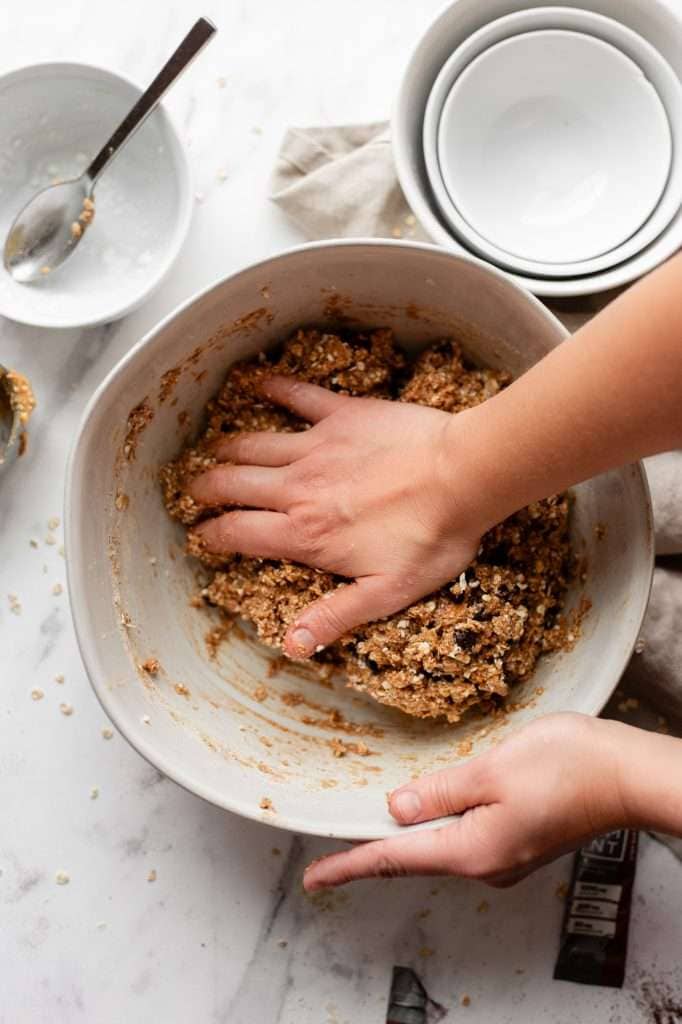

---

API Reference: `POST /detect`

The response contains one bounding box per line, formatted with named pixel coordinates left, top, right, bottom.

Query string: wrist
left=438, top=404, right=526, bottom=534
left=608, top=721, right=682, bottom=834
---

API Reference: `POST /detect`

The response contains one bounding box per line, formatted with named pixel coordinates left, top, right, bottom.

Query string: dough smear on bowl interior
left=160, top=327, right=578, bottom=723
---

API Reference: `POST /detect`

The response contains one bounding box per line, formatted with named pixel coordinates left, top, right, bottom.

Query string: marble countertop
left=2, top=1, right=682, bottom=1021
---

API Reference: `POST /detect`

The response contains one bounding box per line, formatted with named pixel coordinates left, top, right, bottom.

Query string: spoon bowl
left=4, top=176, right=92, bottom=282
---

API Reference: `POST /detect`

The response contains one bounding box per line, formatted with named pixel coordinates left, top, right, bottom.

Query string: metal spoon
left=3, top=17, right=216, bottom=284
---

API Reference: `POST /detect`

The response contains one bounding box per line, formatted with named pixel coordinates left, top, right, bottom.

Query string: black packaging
left=554, top=829, right=638, bottom=988
left=386, top=966, right=446, bottom=1023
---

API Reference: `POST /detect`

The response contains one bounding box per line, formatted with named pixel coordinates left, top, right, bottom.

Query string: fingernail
left=289, top=627, right=316, bottom=658
left=392, top=789, right=421, bottom=823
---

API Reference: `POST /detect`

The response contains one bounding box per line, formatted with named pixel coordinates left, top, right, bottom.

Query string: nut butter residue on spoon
left=0, top=365, right=36, bottom=463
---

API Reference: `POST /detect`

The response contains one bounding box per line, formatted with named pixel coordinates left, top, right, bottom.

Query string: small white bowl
left=66, top=240, right=653, bottom=840
left=394, top=0, right=682, bottom=296
left=0, top=62, right=192, bottom=329
left=438, top=29, right=671, bottom=265
left=423, top=8, right=682, bottom=279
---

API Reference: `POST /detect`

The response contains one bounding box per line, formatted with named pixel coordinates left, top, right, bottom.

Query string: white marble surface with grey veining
left=1, top=1, right=682, bottom=1021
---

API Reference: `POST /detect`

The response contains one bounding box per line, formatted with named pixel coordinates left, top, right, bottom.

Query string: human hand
left=189, top=378, right=488, bottom=658
left=303, top=713, right=629, bottom=891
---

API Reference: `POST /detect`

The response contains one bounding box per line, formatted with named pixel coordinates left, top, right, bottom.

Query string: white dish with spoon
left=421, top=7, right=682, bottom=279
left=0, top=62, right=192, bottom=329
left=437, top=29, right=671, bottom=265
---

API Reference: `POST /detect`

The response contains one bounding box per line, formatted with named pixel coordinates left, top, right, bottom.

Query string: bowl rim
left=393, top=0, right=682, bottom=297
left=64, top=238, right=655, bottom=837
left=0, top=59, right=193, bottom=330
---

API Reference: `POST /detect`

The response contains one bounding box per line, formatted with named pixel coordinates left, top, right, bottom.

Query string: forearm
left=453, top=252, right=682, bottom=529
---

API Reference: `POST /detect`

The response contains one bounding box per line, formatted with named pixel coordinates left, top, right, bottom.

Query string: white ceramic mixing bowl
left=66, top=241, right=653, bottom=839
left=395, top=0, right=682, bottom=297
left=422, top=6, right=682, bottom=279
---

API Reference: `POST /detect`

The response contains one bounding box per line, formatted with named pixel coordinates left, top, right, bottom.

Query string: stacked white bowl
left=393, top=2, right=682, bottom=297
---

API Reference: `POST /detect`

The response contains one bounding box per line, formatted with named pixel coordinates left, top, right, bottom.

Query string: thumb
left=389, top=754, right=494, bottom=825
left=283, top=575, right=411, bottom=658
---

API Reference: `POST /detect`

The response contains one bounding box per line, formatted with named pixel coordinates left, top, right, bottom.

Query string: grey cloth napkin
left=270, top=125, right=682, bottom=843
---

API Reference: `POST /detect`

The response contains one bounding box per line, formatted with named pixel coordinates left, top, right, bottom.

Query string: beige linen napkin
left=271, top=122, right=429, bottom=242
left=270, top=123, right=682, bottom=763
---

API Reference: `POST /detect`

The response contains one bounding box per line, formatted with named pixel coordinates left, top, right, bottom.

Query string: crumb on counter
left=259, top=796, right=275, bottom=811
left=55, top=870, right=70, bottom=886
left=140, top=658, right=160, bottom=676
left=101, top=727, right=114, bottom=740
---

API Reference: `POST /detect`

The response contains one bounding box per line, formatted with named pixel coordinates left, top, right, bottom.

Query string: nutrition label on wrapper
left=554, top=830, right=638, bottom=987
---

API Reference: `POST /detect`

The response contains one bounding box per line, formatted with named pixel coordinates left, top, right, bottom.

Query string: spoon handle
left=86, top=16, right=216, bottom=184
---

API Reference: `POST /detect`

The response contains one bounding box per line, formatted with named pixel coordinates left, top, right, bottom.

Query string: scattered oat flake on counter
left=174, top=683, right=190, bottom=697
left=90, top=787, right=99, bottom=800
left=29, top=538, right=39, bottom=548
left=31, top=688, right=44, bottom=701
left=140, top=658, right=160, bottom=676
left=55, top=673, right=64, bottom=684
left=55, top=870, right=70, bottom=885
left=115, top=491, right=129, bottom=511
left=476, top=900, right=489, bottom=914
left=59, top=703, right=74, bottom=716
left=142, top=715, right=151, bottom=725
left=147, top=869, right=157, bottom=883
left=8, top=594, right=21, bottom=614
left=47, top=516, right=60, bottom=530
left=259, top=797, right=275, bottom=811
left=52, top=583, right=63, bottom=596
left=45, top=533, right=56, bottom=545
left=253, top=685, right=268, bottom=702
left=461, top=995, right=471, bottom=1007
left=419, top=946, right=434, bottom=958
left=101, top=727, right=114, bottom=740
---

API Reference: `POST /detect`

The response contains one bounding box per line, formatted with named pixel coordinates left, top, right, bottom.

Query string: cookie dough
left=161, top=328, right=575, bottom=723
